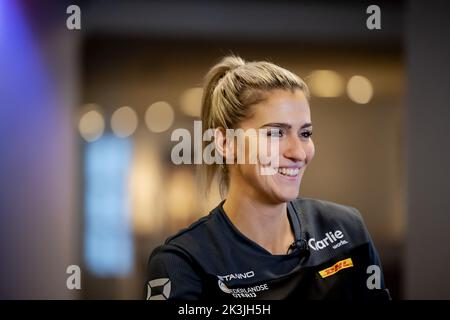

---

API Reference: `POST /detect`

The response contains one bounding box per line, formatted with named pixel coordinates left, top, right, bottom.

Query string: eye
left=300, top=130, right=313, bottom=139
left=267, top=128, right=285, bottom=138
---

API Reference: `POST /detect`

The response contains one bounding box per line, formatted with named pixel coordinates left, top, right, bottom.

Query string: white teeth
left=277, top=167, right=300, bottom=177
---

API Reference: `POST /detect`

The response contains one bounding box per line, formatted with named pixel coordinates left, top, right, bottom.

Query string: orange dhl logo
left=319, top=258, right=354, bottom=278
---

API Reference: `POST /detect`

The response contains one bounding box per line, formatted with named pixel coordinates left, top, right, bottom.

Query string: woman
left=146, top=56, right=390, bottom=300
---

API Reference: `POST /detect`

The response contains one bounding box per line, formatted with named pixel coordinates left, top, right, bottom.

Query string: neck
left=223, top=182, right=294, bottom=255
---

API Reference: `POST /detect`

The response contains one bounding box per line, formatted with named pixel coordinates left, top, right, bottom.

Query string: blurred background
left=1, top=0, right=449, bottom=299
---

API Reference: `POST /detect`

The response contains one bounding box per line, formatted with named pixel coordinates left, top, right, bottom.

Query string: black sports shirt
left=146, top=198, right=390, bottom=300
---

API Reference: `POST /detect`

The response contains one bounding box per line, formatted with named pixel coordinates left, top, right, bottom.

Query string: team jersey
left=146, top=198, right=391, bottom=300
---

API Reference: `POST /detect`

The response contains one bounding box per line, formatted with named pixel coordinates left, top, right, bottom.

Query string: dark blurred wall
left=404, top=0, right=450, bottom=299
left=0, top=1, right=79, bottom=298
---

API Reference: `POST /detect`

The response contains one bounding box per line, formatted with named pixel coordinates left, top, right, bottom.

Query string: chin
left=280, top=191, right=299, bottom=202
left=269, top=187, right=300, bottom=203
left=258, top=178, right=301, bottom=204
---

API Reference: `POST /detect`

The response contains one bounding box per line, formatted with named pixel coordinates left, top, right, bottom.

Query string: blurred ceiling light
left=145, top=101, right=174, bottom=133
left=166, top=169, right=196, bottom=222
left=79, top=109, right=105, bottom=142
left=308, top=70, right=344, bottom=98
left=111, top=106, right=138, bottom=138
left=129, top=137, right=164, bottom=235
left=347, top=75, right=374, bottom=104
left=180, top=87, right=203, bottom=117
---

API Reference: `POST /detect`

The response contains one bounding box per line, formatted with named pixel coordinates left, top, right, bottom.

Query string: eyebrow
left=260, top=122, right=313, bottom=129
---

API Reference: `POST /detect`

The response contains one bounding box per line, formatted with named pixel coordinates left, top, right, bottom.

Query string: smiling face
left=228, top=88, right=315, bottom=204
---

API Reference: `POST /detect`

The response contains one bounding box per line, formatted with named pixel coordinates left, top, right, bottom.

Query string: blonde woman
left=146, top=56, right=390, bottom=300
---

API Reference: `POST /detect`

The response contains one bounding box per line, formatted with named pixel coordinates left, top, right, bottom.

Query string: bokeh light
left=79, top=109, right=105, bottom=142
left=308, top=70, right=344, bottom=98
left=111, top=106, right=138, bottom=138
left=145, top=101, right=175, bottom=133
left=347, top=75, right=374, bottom=104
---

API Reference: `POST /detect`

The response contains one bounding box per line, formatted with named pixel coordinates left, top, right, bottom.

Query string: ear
left=214, top=127, right=235, bottom=163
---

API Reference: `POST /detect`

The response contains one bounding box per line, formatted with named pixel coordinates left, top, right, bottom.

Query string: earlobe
left=214, top=127, right=235, bottom=163
left=214, top=128, right=228, bottom=161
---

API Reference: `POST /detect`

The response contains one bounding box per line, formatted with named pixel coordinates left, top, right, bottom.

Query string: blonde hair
left=200, top=55, right=309, bottom=196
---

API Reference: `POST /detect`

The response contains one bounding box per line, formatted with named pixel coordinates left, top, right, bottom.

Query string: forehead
left=245, top=89, right=311, bottom=124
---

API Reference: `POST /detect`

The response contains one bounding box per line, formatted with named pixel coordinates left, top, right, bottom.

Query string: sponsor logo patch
left=217, top=271, right=255, bottom=281
left=146, top=278, right=171, bottom=300
left=308, top=230, right=349, bottom=251
left=319, top=258, right=354, bottom=278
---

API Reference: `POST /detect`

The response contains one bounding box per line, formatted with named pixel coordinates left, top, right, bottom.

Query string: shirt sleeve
left=145, top=245, right=203, bottom=300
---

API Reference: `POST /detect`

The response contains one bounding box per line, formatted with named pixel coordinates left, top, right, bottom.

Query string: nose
left=283, top=134, right=307, bottom=163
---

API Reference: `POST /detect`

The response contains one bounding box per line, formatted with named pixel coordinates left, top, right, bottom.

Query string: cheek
left=306, top=141, right=315, bottom=163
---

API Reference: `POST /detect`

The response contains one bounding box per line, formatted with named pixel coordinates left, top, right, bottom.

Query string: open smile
left=274, top=167, right=304, bottom=180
